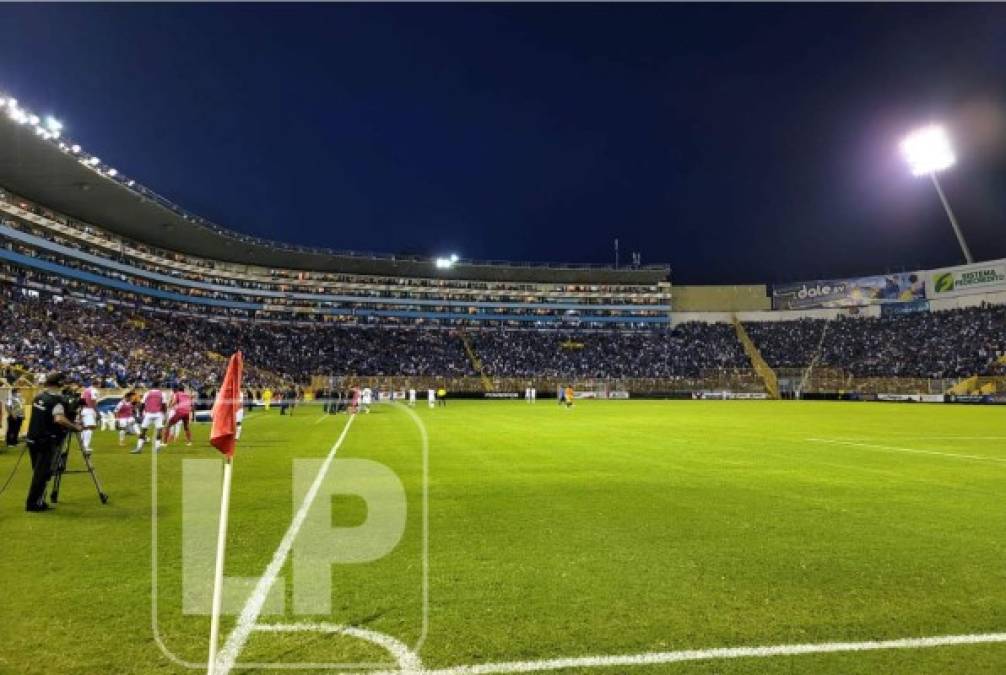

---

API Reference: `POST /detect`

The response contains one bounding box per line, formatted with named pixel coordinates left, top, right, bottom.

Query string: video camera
left=61, top=387, right=83, bottom=424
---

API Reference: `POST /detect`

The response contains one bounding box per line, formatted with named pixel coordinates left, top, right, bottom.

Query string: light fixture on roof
left=434, top=253, right=460, bottom=269
left=28, top=114, right=39, bottom=126
left=900, top=123, right=972, bottom=264
left=88, top=156, right=100, bottom=166
left=71, top=144, right=81, bottom=154
left=8, top=106, right=27, bottom=124
left=45, top=116, right=62, bottom=133
left=107, top=168, right=118, bottom=177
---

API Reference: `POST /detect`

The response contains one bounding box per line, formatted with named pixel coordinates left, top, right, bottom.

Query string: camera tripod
left=50, top=431, right=109, bottom=505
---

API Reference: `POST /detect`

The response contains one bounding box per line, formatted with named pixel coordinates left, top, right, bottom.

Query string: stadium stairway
left=458, top=330, right=494, bottom=392
left=733, top=316, right=781, bottom=399
left=798, top=320, right=830, bottom=393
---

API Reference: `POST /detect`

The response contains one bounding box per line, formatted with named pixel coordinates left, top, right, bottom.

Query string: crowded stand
left=818, top=307, right=1006, bottom=379
left=4, top=272, right=1004, bottom=390
left=470, top=324, right=747, bottom=378
left=0, top=189, right=672, bottom=328
left=744, top=319, right=826, bottom=370
left=746, top=305, right=1006, bottom=380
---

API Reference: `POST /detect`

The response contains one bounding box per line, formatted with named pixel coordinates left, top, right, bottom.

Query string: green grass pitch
left=1, top=399, right=1004, bottom=674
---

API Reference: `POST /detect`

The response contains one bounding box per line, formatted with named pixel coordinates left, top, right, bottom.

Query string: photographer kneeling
left=25, top=373, right=82, bottom=513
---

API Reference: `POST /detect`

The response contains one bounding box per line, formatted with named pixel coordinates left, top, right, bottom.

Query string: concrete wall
left=672, top=285, right=771, bottom=312
left=671, top=305, right=881, bottom=326
left=928, top=289, right=1006, bottom=311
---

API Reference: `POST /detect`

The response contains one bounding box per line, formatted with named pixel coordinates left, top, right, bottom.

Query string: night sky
left=1, top=3, right=1005, bottom=284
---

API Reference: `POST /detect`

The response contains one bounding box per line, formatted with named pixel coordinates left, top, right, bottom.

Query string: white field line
left=254, top=622, right=422, bottom=671
left=313, top=413, right=332, bottom=424
left=214, top=414, right=356, bottom=675
left=411, top=632, right=1006, bottom=675
left=845, top=435, right=1006, bottom=441
left=806, top=438, right=1006, bottom=464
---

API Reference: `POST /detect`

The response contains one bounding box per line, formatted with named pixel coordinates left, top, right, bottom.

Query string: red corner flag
left=210, top=351, right=243, bottom=458
left=207, top=351, right=242, bottom=673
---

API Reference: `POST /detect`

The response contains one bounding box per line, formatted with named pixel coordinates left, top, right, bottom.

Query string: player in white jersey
left=427, top=388, right=435, bottom=408
left=408, top=388, right=416, bottom=406
left=525, top=387, right=531, bottom=403
left=530, top=387, right=537, bottom=403
left=79, top=380, right=100, bottom=455
left=361, top=387, right=373, bottom=414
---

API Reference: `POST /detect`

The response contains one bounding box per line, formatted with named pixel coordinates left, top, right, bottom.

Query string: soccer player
left=163, top=384, right=193, bottom=446
left=564, top=385, right=575, bottom=408
left=437, top=387, right=447, bottom=407
left=530, top=387, right=537, bottom=403
left=427, top=388, right=435, bottom=409
left=408, top=388, right=416, bottom=407
left=114, top=391, right=140, bottom=446
left=132, top=381, right=165, bottom=454
left=361, top=386, right=373, bottom=414
left=79, top=379, right=99, bottom=456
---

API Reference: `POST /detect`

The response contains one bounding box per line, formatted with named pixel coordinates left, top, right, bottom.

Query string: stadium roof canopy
left=0, top=114, right=668, bottom=284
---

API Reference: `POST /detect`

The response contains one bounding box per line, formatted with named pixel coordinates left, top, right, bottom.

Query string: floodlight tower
left=900, top=124, right=973, bottom=264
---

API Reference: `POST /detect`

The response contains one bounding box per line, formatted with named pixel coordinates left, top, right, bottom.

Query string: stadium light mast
left=900, top=124, right=973, bottom=264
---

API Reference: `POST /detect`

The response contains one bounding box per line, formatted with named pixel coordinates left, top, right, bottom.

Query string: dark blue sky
left=2, top=3, right=1005, bottom=283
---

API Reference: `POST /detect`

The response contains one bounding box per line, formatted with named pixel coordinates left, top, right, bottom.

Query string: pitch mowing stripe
left=416, top=633, right=1006, bottom=675
left=214, top=414, right=357, bottom=675
left=806, top=438, right=1006, bottom=464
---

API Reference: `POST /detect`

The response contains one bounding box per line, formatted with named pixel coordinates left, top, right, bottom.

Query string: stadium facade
left=1, top=92, right=1005, bottom=400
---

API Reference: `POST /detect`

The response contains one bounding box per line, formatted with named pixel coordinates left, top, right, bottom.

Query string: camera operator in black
left=25, top=373, right=82, bottom=512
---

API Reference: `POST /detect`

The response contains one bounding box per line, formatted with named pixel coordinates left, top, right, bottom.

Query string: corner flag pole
left=207, top=456, right=233, bottom=675
left=206, top=350, right=243, bottom=675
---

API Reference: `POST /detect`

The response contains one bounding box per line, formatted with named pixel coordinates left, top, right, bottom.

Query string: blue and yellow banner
left=772, top=273, right=924, bottom=310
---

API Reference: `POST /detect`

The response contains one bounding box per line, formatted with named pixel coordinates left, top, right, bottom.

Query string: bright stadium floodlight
left=45, top=116, right=62, bottom=133
left=107, top=168, right=118, bottom=177
left=71, top=144, right=81, bottom=154
left=900, top=124, right=955, bottom=176
left=900, top=124, right=973, bottom=264
left=435, top=254, right=460, bottom=269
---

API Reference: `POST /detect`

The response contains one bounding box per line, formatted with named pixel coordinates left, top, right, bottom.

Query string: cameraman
left=25, top=372, right=82, bottom=513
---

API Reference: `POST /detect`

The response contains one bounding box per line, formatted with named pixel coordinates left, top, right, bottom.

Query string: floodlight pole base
left=930, top=172, right=974, bottom=265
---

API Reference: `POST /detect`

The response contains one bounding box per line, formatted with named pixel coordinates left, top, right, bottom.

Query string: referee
left=25, top=372, right=82, bottom=513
